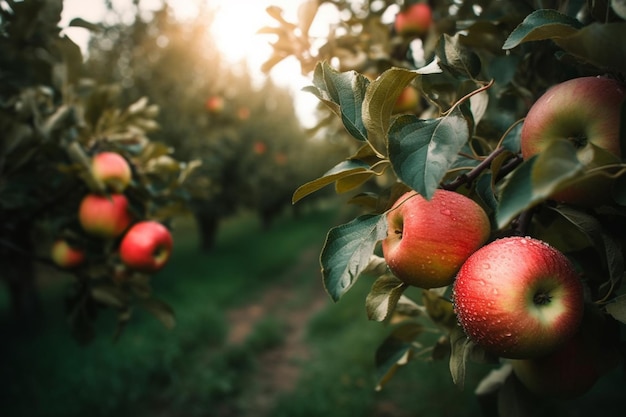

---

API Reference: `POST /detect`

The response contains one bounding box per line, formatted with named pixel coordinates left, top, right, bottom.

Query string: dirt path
left=225, top=246, right=330, bottom=417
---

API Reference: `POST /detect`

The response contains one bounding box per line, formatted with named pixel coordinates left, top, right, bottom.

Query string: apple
left=394, top=2, right=433, bottom=37
left=393, top=86, right=420, bottom=114
left=119, top=221, right=173, bottom=273
left=51, top=239, right=85, bottom=268
left=453, top=236, right=585, bottom=359
left=205, top=95, right=224, bottom=113
left=381, top=190, right=491, bottom=289
left=520, top=76, right=626, bottom=205
left=79, top=193, right=132, bottom=238
left=237, top=106, right=251, bottom=120
left=274, top=152, right=288, bottom=165
left=253, top=141, right=267, bottom=155
left=91, top=152, right=132, bottom=192
left=511, top=306, right=621, bottom=398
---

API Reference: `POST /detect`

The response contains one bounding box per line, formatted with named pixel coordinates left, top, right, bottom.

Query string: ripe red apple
left=520, top=76, right=626, bottom=205
left=91, top=152, right=132, bottom=192
left=253, top=141, right=267, bottom=155
left=79, top=193, right=132, bottom=238
left=453, top=236, right=584, bottom=359
left=394, top=3, right=433, bottom=37
left=381, top=190, right=491, bottom=289
left=393, top=86, right=420, bottom=114
left=511, top=306, right=621, bottom=398
left=51, top=239, right=85, bottom=268
left=119, top=221, right=173, bottom=273
left=205, top=95, right=224, bottom=113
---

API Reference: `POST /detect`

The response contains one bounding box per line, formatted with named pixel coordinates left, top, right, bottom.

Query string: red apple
left=79, top=193, right=132, bottom=238
left=381, top=190, right=491, bottom=289
left=253, top=141, right=267, bottom=155
left=205, top=95, right=225, bottom=113
left=394, top=3, right=433, bottom=37
left=91, top=152, right=132, bottom=192
left=453, top=236, right=585, bottom=359
left=119, top=221, right=173, bottom=273
left=393, top=86, right=420, bottom=114
left=237, top=106, right=251, bottom=120
left=511, top=306, right=621, bottom=398
left=50, top=239, right=85, bottom=268
left=520, top=76, right=626, bottom=205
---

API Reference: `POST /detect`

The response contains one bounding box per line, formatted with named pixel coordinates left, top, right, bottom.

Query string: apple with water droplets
left=520, top=76, right=626, bottom=205
left=453, top=236, right=584, bottom=359
left=381, top=190, right=491, bottom=289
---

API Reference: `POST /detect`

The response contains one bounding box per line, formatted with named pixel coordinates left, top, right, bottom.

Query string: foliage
left=268, top=0, right=626, bottom=414
left=0, top=0, right=197, bottom=342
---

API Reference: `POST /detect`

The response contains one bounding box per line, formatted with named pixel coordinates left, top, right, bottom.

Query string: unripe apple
left=394, top=3, right=433, bottom=37
left=381, top=190, right=491, bottom=289
left=520, top=76, right=626, bottom=205
left=50, top=239, right=85, bottom=268
left=79, top=193, right=132, bottom=238
left=453, top=236, right=585, bottom=359
left=511, top=306, right=621, bottom=398
left=205, top=95, right=224, bottom=113
left=119, top=221, right=173, bottom=273
left=393, top=86, right=420, bottom=114
left=91, top=152, right=132, bottom=193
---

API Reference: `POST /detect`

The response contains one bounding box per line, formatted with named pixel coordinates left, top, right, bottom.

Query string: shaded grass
left=0, top=208, right=337, bottom=417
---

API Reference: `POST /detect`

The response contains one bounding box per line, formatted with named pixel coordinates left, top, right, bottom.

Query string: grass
left=3, top=205, right=622, bottom=417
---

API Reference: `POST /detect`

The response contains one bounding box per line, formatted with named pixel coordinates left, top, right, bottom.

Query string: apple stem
left=533, top=291, right=552, bottom=306
left=442, top=147, right=520, bottom=191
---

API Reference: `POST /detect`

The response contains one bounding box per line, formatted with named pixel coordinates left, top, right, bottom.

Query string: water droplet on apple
left=482, top=263, right=491, bottom=270
left=440, top=209, right=452, bottom=216
left=492, top=288, right=498, bottom=295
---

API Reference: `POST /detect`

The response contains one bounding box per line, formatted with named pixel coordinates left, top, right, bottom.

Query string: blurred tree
left=83, top=2, right=338, bottom=250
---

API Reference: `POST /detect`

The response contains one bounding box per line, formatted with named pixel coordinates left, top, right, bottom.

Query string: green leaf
left=422, top=290, right=458, bottom=331
left=320, top=214, right=388, bottom=302
left=502, top=9, right=583, bottom=50
left=549, top=206, right=624, bottom=297
left=436, top=33, right=482, bottom=80
left=496, top=139, right=584, bottom=228
left=366, top=274, right=408, bottom=322
left=388, top=107, right=470, bottom=199
left=138, top=297, right=176, bottom=329
left=375, top=322, right=423, bottom=390
left=449, top=325, right=472, bottom=390
left=555, top=22, right=626, bottom=73
left=292, top=159, right=374, bottom=203
left=308, top=62, right=369, bottom=141
left=68, top=17, right=102, bottom=32
left=362, top=67, right=418, bottom=155
left=606, top=294, right=626, bottom=324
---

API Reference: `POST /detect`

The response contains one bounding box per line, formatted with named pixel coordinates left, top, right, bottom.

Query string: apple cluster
left=51, top=151, right=173, bottom=274
left=381, top=75, right=626, bottom=398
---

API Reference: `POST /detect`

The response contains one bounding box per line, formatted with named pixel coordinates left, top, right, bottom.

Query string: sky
left=59, top=0, right=341, bottom=127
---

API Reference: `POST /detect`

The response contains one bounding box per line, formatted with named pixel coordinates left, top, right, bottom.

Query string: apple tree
left=0, top=0, right=198, bottom=343
left=262, top=0, right=626, bottom=413
left=80, top=2, right=338, bottom=249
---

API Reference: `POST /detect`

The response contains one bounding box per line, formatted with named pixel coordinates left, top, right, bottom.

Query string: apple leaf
left=388, top=106, right=469, bottom=200
left=362, top=67, right=418, bottom=155
left=502, top=9, right=583, bottom=50
left=90, top=284, right=130, bottom=309
left=496, top=139, right=584, bottom=228
left=320, top=214, right=388, bottom=302
left=366, top=273, right=408, bottom=322
left=292, top=159, right=374, bottom=203
left=474, top=363, right=513, bottom=396
left=374, top=322, right=423, bottom=390
left=554, top=22, right=626, bottom=74
left=306, top=61, right=369, bottom=142
left=422, top=290, right=458, bottom=331
left=606, top=294, right=626, bottom=324
left=548, top=206, right=624, bottom=298
left=138, top=297, right=176, bottom=329
left=436, top=33, right=482, bottom=80
left=448, top=325, right=472, bottom=390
